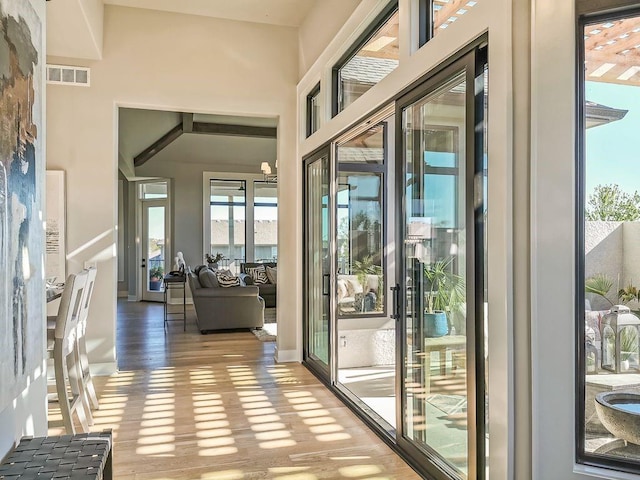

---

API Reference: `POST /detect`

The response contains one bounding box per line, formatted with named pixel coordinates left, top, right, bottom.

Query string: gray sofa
left=187, top=267, right=264, bottom=333
left=240, top=262, right=277, bottom=308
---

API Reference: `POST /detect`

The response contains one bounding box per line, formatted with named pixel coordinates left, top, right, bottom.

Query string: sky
left=585, top=80, right=640, bottom=198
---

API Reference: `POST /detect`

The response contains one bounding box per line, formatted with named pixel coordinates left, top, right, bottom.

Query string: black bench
left=0, top=430, right=112, bottom=479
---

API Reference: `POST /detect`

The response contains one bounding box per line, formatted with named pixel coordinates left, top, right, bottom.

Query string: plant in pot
left=205, top=252, right=225, bottom=270
left=352, top=255, right=383, bottom=313
left=423, top=258, right=466, bottom=337
left=148, top=265, right=164, bottom=291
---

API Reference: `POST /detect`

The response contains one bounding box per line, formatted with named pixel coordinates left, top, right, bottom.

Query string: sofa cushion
left=266, top=266, right=277, bottom=285
left=216, top=272, right=241, bottom=287
left=199, top=268, right=219, bottom=288
left=246, top=265, right=269, bottom=284
left=258, top=284, right=276, bottom=295
left=194, top=264, right=209, bottom=276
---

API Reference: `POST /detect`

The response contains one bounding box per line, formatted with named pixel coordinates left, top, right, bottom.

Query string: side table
left=163, top=274, right=186, bottom=332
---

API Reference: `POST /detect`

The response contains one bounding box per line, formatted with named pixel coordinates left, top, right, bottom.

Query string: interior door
left=303, top=147, right=332, bottom=377
left=397, top=49, right=487, bottom=479
left=141, top=200, right=167, bottom=302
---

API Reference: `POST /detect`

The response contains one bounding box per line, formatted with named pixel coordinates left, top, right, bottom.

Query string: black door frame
left=302, top=144, right=333, bottom=381
left=394, top=44, right=487, bottom=480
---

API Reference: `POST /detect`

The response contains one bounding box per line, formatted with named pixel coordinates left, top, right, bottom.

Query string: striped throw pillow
left=216, top=272, right=240, bottom=288
left=246, top=265, right=269, bottom=285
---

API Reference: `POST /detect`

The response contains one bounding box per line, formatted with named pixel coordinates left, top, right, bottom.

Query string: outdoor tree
left=586, top=183, right=640, bottom=221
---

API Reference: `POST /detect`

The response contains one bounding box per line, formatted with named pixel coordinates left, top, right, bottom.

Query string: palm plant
left=423, top=258, right=466, bottom=317
left=352, top=255, right=384, bottom=311
left=585, top=273, right=640, bottom=307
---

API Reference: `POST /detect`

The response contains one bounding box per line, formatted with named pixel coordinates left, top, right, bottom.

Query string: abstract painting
left=0, top=0, right=44, bottom=411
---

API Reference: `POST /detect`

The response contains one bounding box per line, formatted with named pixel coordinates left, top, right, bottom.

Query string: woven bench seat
left=0, top=430, right=112, bottom=480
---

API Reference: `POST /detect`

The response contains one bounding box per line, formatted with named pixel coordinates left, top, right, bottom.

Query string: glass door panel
left=209, top=180, right=246, bottom=274
left=334, top=112, right=396, bottom=432
left=304, top=150, right=331, bottom=371
left=142, top=202, right=166, bottom=302
left=398, top=51, right=487, bottom=479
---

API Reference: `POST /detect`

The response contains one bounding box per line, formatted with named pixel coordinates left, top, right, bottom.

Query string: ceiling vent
left=46, top=64, right=90, bottom=87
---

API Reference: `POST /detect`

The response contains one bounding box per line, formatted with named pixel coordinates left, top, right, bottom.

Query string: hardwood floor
left=48, top=300, right=420, bottom=479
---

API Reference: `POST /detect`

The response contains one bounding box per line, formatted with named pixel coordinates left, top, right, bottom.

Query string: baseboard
left=89, top=362, right=117, bottom=376
left=274, top=347, right=300, bottom=363
left=117, top=290, right=128, bottom=298
left=127, top=295, right=137, bottom=302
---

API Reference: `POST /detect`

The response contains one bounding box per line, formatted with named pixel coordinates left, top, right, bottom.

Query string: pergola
left=585, top=17, right=640, bottom=86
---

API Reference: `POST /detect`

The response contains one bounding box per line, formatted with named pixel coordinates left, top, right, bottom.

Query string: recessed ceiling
left=103, top=0, right=318, bottom=27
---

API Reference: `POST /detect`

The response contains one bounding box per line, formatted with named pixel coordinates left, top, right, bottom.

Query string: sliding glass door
left=396, top=50, right=487, bottom=479
left=304, top=147, right=332, bottom=375
left=301, top=44, right=487, bottom=480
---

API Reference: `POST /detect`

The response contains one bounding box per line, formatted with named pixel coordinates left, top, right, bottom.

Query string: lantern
left=600, top=305, right=640, bottom=373
left=585, top=325, right=599, bottom=374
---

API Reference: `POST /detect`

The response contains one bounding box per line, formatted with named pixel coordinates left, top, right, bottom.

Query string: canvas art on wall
left=0, top=0, right=44, bottom=411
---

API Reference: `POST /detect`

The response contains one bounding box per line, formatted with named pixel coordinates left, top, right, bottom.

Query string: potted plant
left=352, top=255, right=383, bottom=312
left=148, top=265, right=164, bottom=291
left=205, top=252, right=225, bottom=270
left=423, top=258, right=466, bottom=337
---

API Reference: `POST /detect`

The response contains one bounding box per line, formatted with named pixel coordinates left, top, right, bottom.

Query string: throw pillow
left=246, top=265, right=269, bottom=285
left=216, top=272, right=240, bottom=288
left=266, top=266, right=277, bottom=285
left=198, top=268, right=219, bottom=288
left=194, top=264, right=208, bottom=276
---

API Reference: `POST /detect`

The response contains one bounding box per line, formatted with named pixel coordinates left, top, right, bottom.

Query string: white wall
left=0, top=0, right=47, bottom=461
left=47, top=5, right=300, bottom=370
left=297, top=0, right=361, bottom=79
left=530, top=0, right=615, bottom=479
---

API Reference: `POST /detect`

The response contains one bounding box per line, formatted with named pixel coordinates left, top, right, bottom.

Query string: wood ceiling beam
left=182, top=113, right=194, bottom=133
left=133, top=124, right=183, bottom=167
left=191, top=122, right=277, bottom=139
left=133, top=119, right=277, bottom=168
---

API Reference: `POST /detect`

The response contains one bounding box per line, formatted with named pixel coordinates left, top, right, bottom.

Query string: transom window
left=333, top=1, right=399, bottom=115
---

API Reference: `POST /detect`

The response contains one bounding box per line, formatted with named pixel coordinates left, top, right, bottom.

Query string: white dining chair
left=47, top=270, right=90, bottom=434
left=77, top=266, right=99, bottom=412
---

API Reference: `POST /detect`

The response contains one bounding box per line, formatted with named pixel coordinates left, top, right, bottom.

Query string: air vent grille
left=46, top=64, right=90, bottom=86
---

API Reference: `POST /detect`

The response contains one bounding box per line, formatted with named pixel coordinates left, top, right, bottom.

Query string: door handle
left=322, top=274, right=330, bottom=296
left=390, top=284, right=400, bottom=320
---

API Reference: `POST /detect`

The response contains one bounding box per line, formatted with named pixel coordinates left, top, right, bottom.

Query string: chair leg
left=78, top=331, right=99, bottom=410
left=54, top=346, right=75, bottom=435
left=67, top=348, right=92, bottom=429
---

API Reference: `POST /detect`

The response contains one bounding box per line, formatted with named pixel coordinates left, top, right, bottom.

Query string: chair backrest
left=54, top=271, right=88, bottom=351
left=78, top=267, right=97, bottom=327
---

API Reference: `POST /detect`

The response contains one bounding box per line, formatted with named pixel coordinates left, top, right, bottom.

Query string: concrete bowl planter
left=595, top=391, right=640, bottom=445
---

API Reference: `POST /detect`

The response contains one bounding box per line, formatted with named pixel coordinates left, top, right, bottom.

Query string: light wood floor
left=48, top=300, right=420, bottom=479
